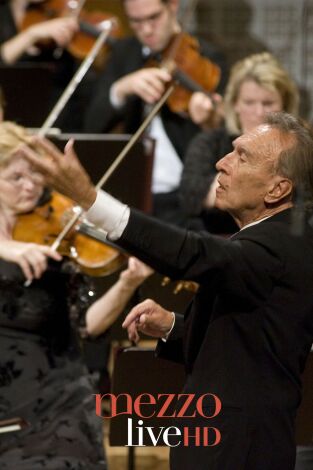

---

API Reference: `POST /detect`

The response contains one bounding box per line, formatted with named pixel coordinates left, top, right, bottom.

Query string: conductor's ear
left=265, top=176, right=293, bottom=204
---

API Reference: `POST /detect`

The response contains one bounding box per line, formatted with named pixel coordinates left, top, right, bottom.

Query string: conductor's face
left=215, top=125, right=290, bottom=227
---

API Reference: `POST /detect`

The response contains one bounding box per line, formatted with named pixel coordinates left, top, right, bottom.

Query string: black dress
left=0, top=259, right=106, bottom=469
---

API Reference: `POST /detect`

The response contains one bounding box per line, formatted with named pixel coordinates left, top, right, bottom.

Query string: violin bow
left=38, top=20, right=115, bottom=137
left=23, top=21, right=115, bottom=261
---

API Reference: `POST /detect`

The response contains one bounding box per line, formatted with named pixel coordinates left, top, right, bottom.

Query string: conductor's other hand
left=122, top=298, right=174, bottom=343
left=20, top=138, right=97, bottom=210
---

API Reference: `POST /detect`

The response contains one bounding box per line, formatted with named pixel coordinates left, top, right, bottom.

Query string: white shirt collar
left=142, top=46, right=151, bottom=57
left=240, top=215, right=272, bottom=231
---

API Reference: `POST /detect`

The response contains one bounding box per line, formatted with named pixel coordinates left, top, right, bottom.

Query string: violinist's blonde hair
left=0, top=121, right=33, bottom=167
left=224, top=52, right=299, bottom=134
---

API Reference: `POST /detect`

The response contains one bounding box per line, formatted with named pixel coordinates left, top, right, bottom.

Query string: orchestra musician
left=0, top=0, right=77, bottom=65
left=0, top=0, right=95, bottom=131
left=0, top=121, right=153, bottom=468
left=84, top=0, right=227, bottom=226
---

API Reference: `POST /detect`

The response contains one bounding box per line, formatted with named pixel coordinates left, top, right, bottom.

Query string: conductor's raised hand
left=20, top=138, right=97, bottom=210
left=122, top=298, right=174, bottom=343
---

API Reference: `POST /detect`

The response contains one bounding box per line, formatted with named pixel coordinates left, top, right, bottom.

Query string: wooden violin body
left=147, top=32, right=221, bottom=115
left=21, top=0, right=122, bottom=63
left=13, top=191, right=126, bottom=276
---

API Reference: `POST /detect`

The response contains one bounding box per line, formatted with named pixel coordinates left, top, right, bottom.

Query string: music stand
left=54, top=133, right=155, bottom=213
left=0, top=63, right=54, bottom=127
left=109, top=347, right=185, bottom=470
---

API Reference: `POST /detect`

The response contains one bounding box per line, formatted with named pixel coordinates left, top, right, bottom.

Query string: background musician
left=84, top=0, right=227, bottom=226
left=0, top=0, right=95, bottom=131
left=0, top=0, right=77, bottom=65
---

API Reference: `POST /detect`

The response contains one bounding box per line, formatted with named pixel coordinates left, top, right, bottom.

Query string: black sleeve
left=118, top=209, right=232, bottom=281
left=83, top=44, right=125, bottom=132
left=155, top=313, right=185, bottom=364
left=117, top=209, right=283, bottom=291
left=83, top=38, right=143, bottom=132
left=84, top=38, right=142, bottom=133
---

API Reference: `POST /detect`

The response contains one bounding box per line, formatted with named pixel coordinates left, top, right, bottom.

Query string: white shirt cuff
left=109, top=84, right=126, bottom=109
left=161, top=312, right=176, bottom=342
left=86, top=190, right=130, bottom=240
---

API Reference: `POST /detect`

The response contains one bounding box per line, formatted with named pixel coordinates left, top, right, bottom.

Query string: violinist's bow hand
left=0, top=240, right=62, bottom=284
left=113, top=68, right=172, bottom=105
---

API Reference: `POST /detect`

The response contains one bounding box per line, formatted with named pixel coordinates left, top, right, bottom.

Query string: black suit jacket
left=117, top=208, right=313, bottom=410
left=84, top=36, right=227, bottom=160
left=116, top=208, right=313, bottom=468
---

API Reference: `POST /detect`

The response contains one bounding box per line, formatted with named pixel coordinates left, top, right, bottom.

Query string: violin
left=20, top=0, right=122, bottom=63
left=147, top=32, right=221, bottom=115
left=13, top=190, right=197, bottom=293
left=13, top=191, right=127, bottom=277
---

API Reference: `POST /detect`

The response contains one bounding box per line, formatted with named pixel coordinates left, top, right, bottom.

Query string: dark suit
left=84, top=36, right=227, bottom=225
left=116, top=208, right=313, bottom=469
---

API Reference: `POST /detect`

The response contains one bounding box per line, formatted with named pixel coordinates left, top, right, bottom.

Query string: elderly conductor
left=22, top=112, right=313, bottom=470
